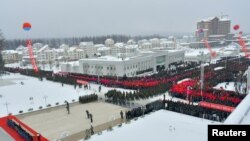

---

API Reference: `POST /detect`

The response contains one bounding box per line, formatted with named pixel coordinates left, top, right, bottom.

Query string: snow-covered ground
left=83, top=110, right=218, bottom=141
left=213, top=82, right=246, bottom=94
left=0, top=73, right=133, bottom=117
left=5, top=63, right=61, bottom=73
left=214, top=66, right=224, bottom=71
left=177, top=78, right=191, bottom=84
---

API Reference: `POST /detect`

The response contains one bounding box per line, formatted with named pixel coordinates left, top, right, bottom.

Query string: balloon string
left=26, top=39, right=39, bottom=73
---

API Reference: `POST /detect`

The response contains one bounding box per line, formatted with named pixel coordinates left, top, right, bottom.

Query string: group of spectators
left=7, top=119, right=34, bottom=141
left=165, top=100, right=230, bottom=122
left=125, top=100, right=165, bottom=120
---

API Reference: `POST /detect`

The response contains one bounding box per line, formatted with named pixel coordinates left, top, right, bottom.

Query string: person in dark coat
left=65, top=101, right=70, bottom=114
left=120, top=110, right=124, bottom=119
left=90, top=113, right=93, bottom=123
left=90, top=125, right=94, bottom=135
left=86, top=110, right=90, bottom=118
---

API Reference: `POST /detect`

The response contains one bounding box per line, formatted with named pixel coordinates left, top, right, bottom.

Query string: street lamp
left=4, top=102, right=10, bottom=115
left=187, top=86, right=191, bottom=102
left=200, top=64, right=204, bottom=101
left=43, top=95, right=48, bottom=106
left=29, top=97, right=34, bottom=109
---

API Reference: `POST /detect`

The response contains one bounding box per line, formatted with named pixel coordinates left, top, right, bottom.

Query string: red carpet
left=0, top=115, right=48, bottom=141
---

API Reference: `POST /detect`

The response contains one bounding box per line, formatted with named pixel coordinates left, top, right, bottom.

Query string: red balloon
left=233, top=25, right=240, bottom=31
left=23, top=22, right=32, bottom=31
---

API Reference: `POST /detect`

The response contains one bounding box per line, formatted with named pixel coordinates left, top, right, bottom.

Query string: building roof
left=88, top=110, right=217, bottom=141
left=1, top=50, right=19, bottom=54
left=198, top=16, right=230, bottom=22
left=38, top=45, right=49, bottom=52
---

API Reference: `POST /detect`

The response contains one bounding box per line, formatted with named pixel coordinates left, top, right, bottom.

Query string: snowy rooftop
left=61, top=61, right=79, bottom=66
left=81, top=56, right=129, bottom=62
left=97, top=47, right=110, bottom=51
left=88, top=110, right=217, bottom=141
left=1, top=50, right=20, bottom=54
left=198, top=16, right=230, bottom=22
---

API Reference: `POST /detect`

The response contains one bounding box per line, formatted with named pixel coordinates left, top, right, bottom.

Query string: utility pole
left=200, top=52, right=204, bottom=101
left=4, top=102, right=10, bottom=115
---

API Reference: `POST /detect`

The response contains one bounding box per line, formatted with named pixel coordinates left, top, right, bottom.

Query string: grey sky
left=1, top=0, right=249, bottom=39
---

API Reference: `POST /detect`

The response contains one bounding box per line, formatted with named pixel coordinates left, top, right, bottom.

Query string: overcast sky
left=1, top=0, right=249, bottom=39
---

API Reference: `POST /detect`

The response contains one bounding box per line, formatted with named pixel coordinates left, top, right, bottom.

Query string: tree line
left=3, top=34, right=165, bottom=50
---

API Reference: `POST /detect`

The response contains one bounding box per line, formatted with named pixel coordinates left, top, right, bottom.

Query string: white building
left=1, top=50, right=22, bottom=63
left=105, top=38, right=115, bottom=47
left=97, top=46, right=111, bottom=56
left=68, top=46, right=85, bottom=61
left=61, top=49, right=184, bottom=77
left=149, top=38, right=160, bottom=48
left=36, top=45, right=53, bottom=63
left=79, top=42, right=98, bottom=57
left=185, top=51, right=211, bottom=63
left=120, top=45, right=138, bottom=57
left=127, top=39, right=136, bottom=45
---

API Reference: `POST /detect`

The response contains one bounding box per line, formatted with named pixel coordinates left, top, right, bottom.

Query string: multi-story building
left=196, top=16, right=231, bottom=41
left=61, top=49, right=184, bottom=77
left=149, top=38, right=160, bottom=48
left=68, top=47, right=85, bottom=61
left=1, top=50, right=22, bottom=63
left=79, top=42, right=98, bottom=57
left=105, top=38, right=115, bottom=47
left=97, top=46, right=110, bottom=56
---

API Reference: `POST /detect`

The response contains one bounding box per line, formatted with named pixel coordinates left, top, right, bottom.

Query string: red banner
left=77, top=80, right=88, bottom=85
left=199, top=101, right=235, bottom=112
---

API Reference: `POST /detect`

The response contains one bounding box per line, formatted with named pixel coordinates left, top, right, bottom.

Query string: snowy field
left=0, top=73, right=133, bottom=117
left=83, top=110, right=218, bottom=141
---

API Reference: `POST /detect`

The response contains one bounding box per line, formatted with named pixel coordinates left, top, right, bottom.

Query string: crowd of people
left=165, top=100, right=230, bottom=122
left=4, top=56, right=250, bottom=122
left=7, top=118, right=33, bottom=141
left=79, top=94, right=98, bottom=104
left=125, top=100, right=165, bottom=120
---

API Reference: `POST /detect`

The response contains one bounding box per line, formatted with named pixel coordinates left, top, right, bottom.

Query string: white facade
left=1, top=50, right=22, bottom=63
left=105, top=38, right=115, bottom=47
left=61, top=49, right=184, bottom=77
left=97, top=47, right=110, bottom=56
left=79, top=42, right=98, bottom=57
left=184, top=51, right=211, bottom=63
left=150, top=38, right=160, bottom=48
left=68, top=47, right=85, bottom=61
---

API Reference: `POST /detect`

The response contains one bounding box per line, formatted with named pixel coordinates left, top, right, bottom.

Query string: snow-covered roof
left=60, top=44, right=69, bottom=49
left=88, top=110, right=217, bottom=141
left=68, top=47, right=77, bottom=52
left=97, top=47, right=110, bottom=51
left=82, top=56, right=127, bottom=61
left=115, top=42, right=125, bottom=47
left=95, top=44, right=105, bottom=48
left=209, top=35, right=226, bottom=38
left=214, top=67, right=224, bottom=71
left=1, top=50, right=19, bottom=54
left=38, top=45, right=49, bottom=52
left=54, top=48, right=65, bottom=52
left=61, top=61, right=79, bottom=66
left=79, top=42, right=94, bottom=46
left=198, top=16, right=230, bottom=22
left=124, top=45, right=138, bottom=49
